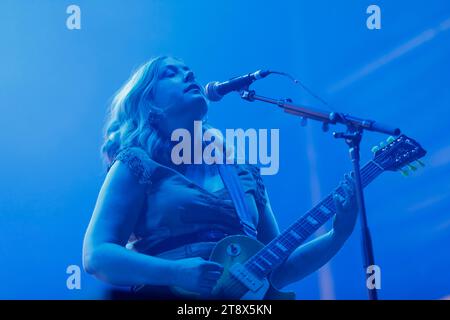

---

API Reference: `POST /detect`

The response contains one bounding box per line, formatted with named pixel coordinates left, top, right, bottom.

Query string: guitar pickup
left=229, top=263, right=264, bottom=292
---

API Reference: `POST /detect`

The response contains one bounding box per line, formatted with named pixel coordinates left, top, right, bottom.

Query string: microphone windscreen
left=204, top=81, right=223, bottom=102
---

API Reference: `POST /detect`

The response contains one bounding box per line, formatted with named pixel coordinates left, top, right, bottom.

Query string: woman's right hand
left=171, top=257, right=224, bottom=296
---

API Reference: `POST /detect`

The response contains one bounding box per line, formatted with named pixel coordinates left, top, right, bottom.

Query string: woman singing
left=82, top=56, right=358, bottom=299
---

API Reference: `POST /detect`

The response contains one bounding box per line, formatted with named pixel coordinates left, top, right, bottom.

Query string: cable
left=268, top=70, right=335, bottom=112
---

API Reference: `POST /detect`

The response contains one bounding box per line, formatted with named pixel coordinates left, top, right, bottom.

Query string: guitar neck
left=244, top=160, right=384, bottom=278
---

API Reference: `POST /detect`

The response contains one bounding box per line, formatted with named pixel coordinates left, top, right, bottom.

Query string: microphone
left=205, top=70, right=271, bottom=101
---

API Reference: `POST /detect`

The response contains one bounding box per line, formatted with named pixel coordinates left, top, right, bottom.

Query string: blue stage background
left=1, top=0, right=449, bottom=299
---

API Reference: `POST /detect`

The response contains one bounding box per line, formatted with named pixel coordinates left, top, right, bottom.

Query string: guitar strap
left=217, top=164, right=257, bottom=239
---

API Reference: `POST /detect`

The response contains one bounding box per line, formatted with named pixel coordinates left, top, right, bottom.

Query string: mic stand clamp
left=239, top=88, right=255, bottom=102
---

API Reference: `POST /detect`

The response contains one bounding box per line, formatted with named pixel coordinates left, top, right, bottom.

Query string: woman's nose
left=184, top=70, right=195, bottom=82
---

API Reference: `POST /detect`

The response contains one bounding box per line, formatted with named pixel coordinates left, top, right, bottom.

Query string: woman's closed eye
left=161, top=68, right=176, bottom=78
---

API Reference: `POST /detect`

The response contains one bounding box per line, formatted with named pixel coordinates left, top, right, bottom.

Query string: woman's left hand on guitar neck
left=331, top=173, right=359, bottom=241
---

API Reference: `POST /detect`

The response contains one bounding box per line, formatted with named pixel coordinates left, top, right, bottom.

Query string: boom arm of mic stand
left=239, top=89, right=401, bottom=136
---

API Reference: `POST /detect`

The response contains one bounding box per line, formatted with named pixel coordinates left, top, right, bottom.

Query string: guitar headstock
left=371, top=134, right=427, bottom=175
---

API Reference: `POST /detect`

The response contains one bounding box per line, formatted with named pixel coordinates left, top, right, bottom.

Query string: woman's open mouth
left=184, top=83, right=202, bottom=93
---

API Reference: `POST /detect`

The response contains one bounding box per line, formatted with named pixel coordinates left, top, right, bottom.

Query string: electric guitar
left=136, top=134, right=426, bottom=300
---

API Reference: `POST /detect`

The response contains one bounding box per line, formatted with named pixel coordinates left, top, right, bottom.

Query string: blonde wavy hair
left=102, top=56, right=188, bottom=167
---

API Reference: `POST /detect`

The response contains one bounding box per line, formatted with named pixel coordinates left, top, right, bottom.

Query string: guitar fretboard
left=244, top=160, right=384, bottom=278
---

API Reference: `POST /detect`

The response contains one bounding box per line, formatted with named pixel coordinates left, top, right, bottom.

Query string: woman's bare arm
left=82, top=161, right=179, bottom=287
left=83, top=160, right=224, bottom=295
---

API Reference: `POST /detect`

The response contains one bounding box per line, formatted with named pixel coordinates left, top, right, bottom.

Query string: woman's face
left=151, top=57, right=208, bottom=133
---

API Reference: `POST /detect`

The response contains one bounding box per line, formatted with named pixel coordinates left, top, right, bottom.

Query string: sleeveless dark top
left=108, top=147, right=268, bottom=256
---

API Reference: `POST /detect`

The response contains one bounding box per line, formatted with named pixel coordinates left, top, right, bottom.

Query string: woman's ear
left=147, top=107, right=165, bottom=128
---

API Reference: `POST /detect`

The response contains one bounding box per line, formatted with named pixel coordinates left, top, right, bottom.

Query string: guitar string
left=232, top=167, right=381, bottom=297
left=223, top=164, right=382, bottom=297
left=238, top=144, right=423, bottom=296
left=229, top=142, right=424, bottom=294
left=244, top=164, right=382, bottom=275
left=222, top=164, right=383, bottom=298
left=238, top=142, right=422, bottom=294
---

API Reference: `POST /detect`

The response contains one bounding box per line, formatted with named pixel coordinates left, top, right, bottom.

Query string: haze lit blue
left=0, top=0, right=449, bottom=299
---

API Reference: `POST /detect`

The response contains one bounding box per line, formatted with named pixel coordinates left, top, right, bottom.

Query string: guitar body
left=137, top=235, right=295, bottom=300
left=208, top=235, right=296, bottom=300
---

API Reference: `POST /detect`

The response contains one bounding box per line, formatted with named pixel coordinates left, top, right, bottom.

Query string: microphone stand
left=239, top=88, right=401, bottom=300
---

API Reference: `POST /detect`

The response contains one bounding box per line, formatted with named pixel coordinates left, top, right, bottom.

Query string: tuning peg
left=371, top=146, right=380, bottom=153
left=399, top=168, right=409, bottom=176
left=387, top=136, right=395, bottom=144
left=416, top=159, right=425, bottom=167
left=407, top=164, right=417, bottom=171
left=379, top=141, right=386, bottom=148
